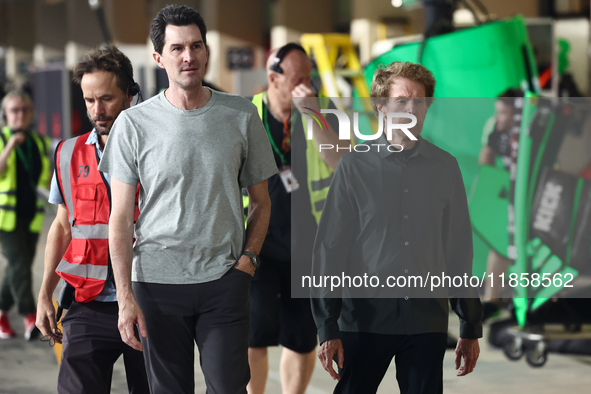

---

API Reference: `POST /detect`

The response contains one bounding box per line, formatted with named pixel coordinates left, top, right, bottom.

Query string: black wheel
left=503, top=336, right=524, bottom=361
left=525, top=342, right=548, bottom=368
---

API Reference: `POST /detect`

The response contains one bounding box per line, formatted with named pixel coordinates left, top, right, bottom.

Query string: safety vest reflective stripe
left=310, top=174, right=333, bottom=193
left=314, top=199, right=325, bottom=213
left=56, top=259, right=108, bottom=280
left=28, top=130, right=50, bottom=233
left=71, top=224, right=109, bottom=239
left=0, top=205, right=44, bottom=210
left=57, top=137, right=78, bottom=225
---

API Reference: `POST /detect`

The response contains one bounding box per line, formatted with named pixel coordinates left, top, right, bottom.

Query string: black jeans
left=58, top=301, right=149, bottom=394
left=334, top=331, right=447, bottom=394
left=0, top=218, right=39, bottom=315
left=133, top=268, right=252, bottom=394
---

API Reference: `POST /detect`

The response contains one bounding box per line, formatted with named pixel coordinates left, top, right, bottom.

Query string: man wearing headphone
left=0, top=89, right=50, bottom=341
left=247, top=44, right=346, bottom=394
left=35, top=45, right=149, bottom=393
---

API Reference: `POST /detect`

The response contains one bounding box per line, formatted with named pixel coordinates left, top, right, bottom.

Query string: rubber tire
left=503, top=337, right=524, bottom=361
left=525, top=346, right=548, bottom=368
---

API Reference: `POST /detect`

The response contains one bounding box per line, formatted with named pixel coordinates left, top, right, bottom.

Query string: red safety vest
left=54, top=131, right=139, bottom=302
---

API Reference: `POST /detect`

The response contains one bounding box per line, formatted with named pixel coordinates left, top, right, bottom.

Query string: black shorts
left=249, top=255, right=318, bottom=353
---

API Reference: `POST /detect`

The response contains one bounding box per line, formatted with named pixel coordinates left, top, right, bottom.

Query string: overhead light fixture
left=88, top=0, right=101, bottom=11
left=392, top=0, right=403, bottom=8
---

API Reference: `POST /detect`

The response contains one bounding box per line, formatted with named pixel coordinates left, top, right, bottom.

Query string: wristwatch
left=242, top=251, right=261, bottom=269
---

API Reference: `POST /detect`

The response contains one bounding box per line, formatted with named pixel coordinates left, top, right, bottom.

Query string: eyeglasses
left=40, top=328, right=62, bottom=347
left=7, top=107, right=32, bottom=115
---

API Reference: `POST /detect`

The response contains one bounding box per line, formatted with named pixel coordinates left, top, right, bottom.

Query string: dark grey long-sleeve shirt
left=310, top=135, right=482, bottom=344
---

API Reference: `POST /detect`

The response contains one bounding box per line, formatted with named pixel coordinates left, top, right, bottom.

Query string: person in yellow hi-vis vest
left=247, top=43, right=347, bottom=394
left=0, top=90, right=50, bottom=341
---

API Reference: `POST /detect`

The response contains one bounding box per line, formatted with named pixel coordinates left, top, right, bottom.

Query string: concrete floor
left=1, top=217, right=591, bottom=393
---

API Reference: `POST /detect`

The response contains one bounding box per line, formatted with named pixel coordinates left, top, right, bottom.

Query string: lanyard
left=262, top=93, right=296, bottom=167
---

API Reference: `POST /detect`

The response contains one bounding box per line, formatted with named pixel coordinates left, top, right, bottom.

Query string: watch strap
left=242, top=251, right=260, bottom=268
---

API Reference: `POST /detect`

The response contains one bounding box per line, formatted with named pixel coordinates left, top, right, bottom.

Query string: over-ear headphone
left=121, top=67, right=140, bottom=97
left=128, top=80, right=140, bottom=97
left=120, top=63, right=142, bottom=103
left=269, top=43, right=307, bottom=74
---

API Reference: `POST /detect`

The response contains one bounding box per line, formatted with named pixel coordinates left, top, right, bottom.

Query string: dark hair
left=150, top=5, right=207, bottom=54
left=498, top=88, right=523, bottom=98
left=72, top=45, right=134, bottom=96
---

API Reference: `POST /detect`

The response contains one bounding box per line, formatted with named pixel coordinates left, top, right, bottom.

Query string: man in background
left=36, top=45, right=148, bottom=394
left=247, top=43, right=345, bottom=394
left=0, top=90, right=50, bottom=341
left=478, top=88, right=523, bottom=320
left=312, top=62, right=482, bottom=393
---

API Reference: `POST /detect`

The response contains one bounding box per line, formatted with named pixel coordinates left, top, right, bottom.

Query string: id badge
left=279, top=166, right=299, bottom=193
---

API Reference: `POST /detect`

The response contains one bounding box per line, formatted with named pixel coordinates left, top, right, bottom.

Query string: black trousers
left=249, top=255, right=317, bottom=353
left=58, top=300, right=149, bottom=394
left=0, top=218, right=39, bottom=315
left=133, top=268, right=252, bottom=394
left=334, top=332, right=447, bottom=394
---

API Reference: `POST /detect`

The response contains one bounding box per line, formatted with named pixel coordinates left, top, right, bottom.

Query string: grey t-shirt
left=98, top=89, right=278, bottom=284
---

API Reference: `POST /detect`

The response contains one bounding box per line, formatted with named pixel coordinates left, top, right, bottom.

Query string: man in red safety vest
left=35, top=46, right=148, bottom=394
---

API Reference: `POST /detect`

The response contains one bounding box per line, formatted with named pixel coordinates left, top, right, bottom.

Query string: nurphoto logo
left=302, top=109, right=418, bottom=153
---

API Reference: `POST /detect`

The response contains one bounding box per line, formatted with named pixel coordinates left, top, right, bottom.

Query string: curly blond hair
left=370, top=62, right=436, bottom=108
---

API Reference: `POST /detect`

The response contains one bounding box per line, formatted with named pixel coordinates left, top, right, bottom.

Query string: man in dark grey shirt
left=311, top=62, right=482, bottom=394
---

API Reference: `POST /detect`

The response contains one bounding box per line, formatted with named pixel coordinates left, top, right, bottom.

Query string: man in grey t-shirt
left=98, top=6, right=277, bottom=393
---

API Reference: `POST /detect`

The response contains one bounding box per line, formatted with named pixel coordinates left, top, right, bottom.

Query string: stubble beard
left=87, top=102, right=128, bottom=136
